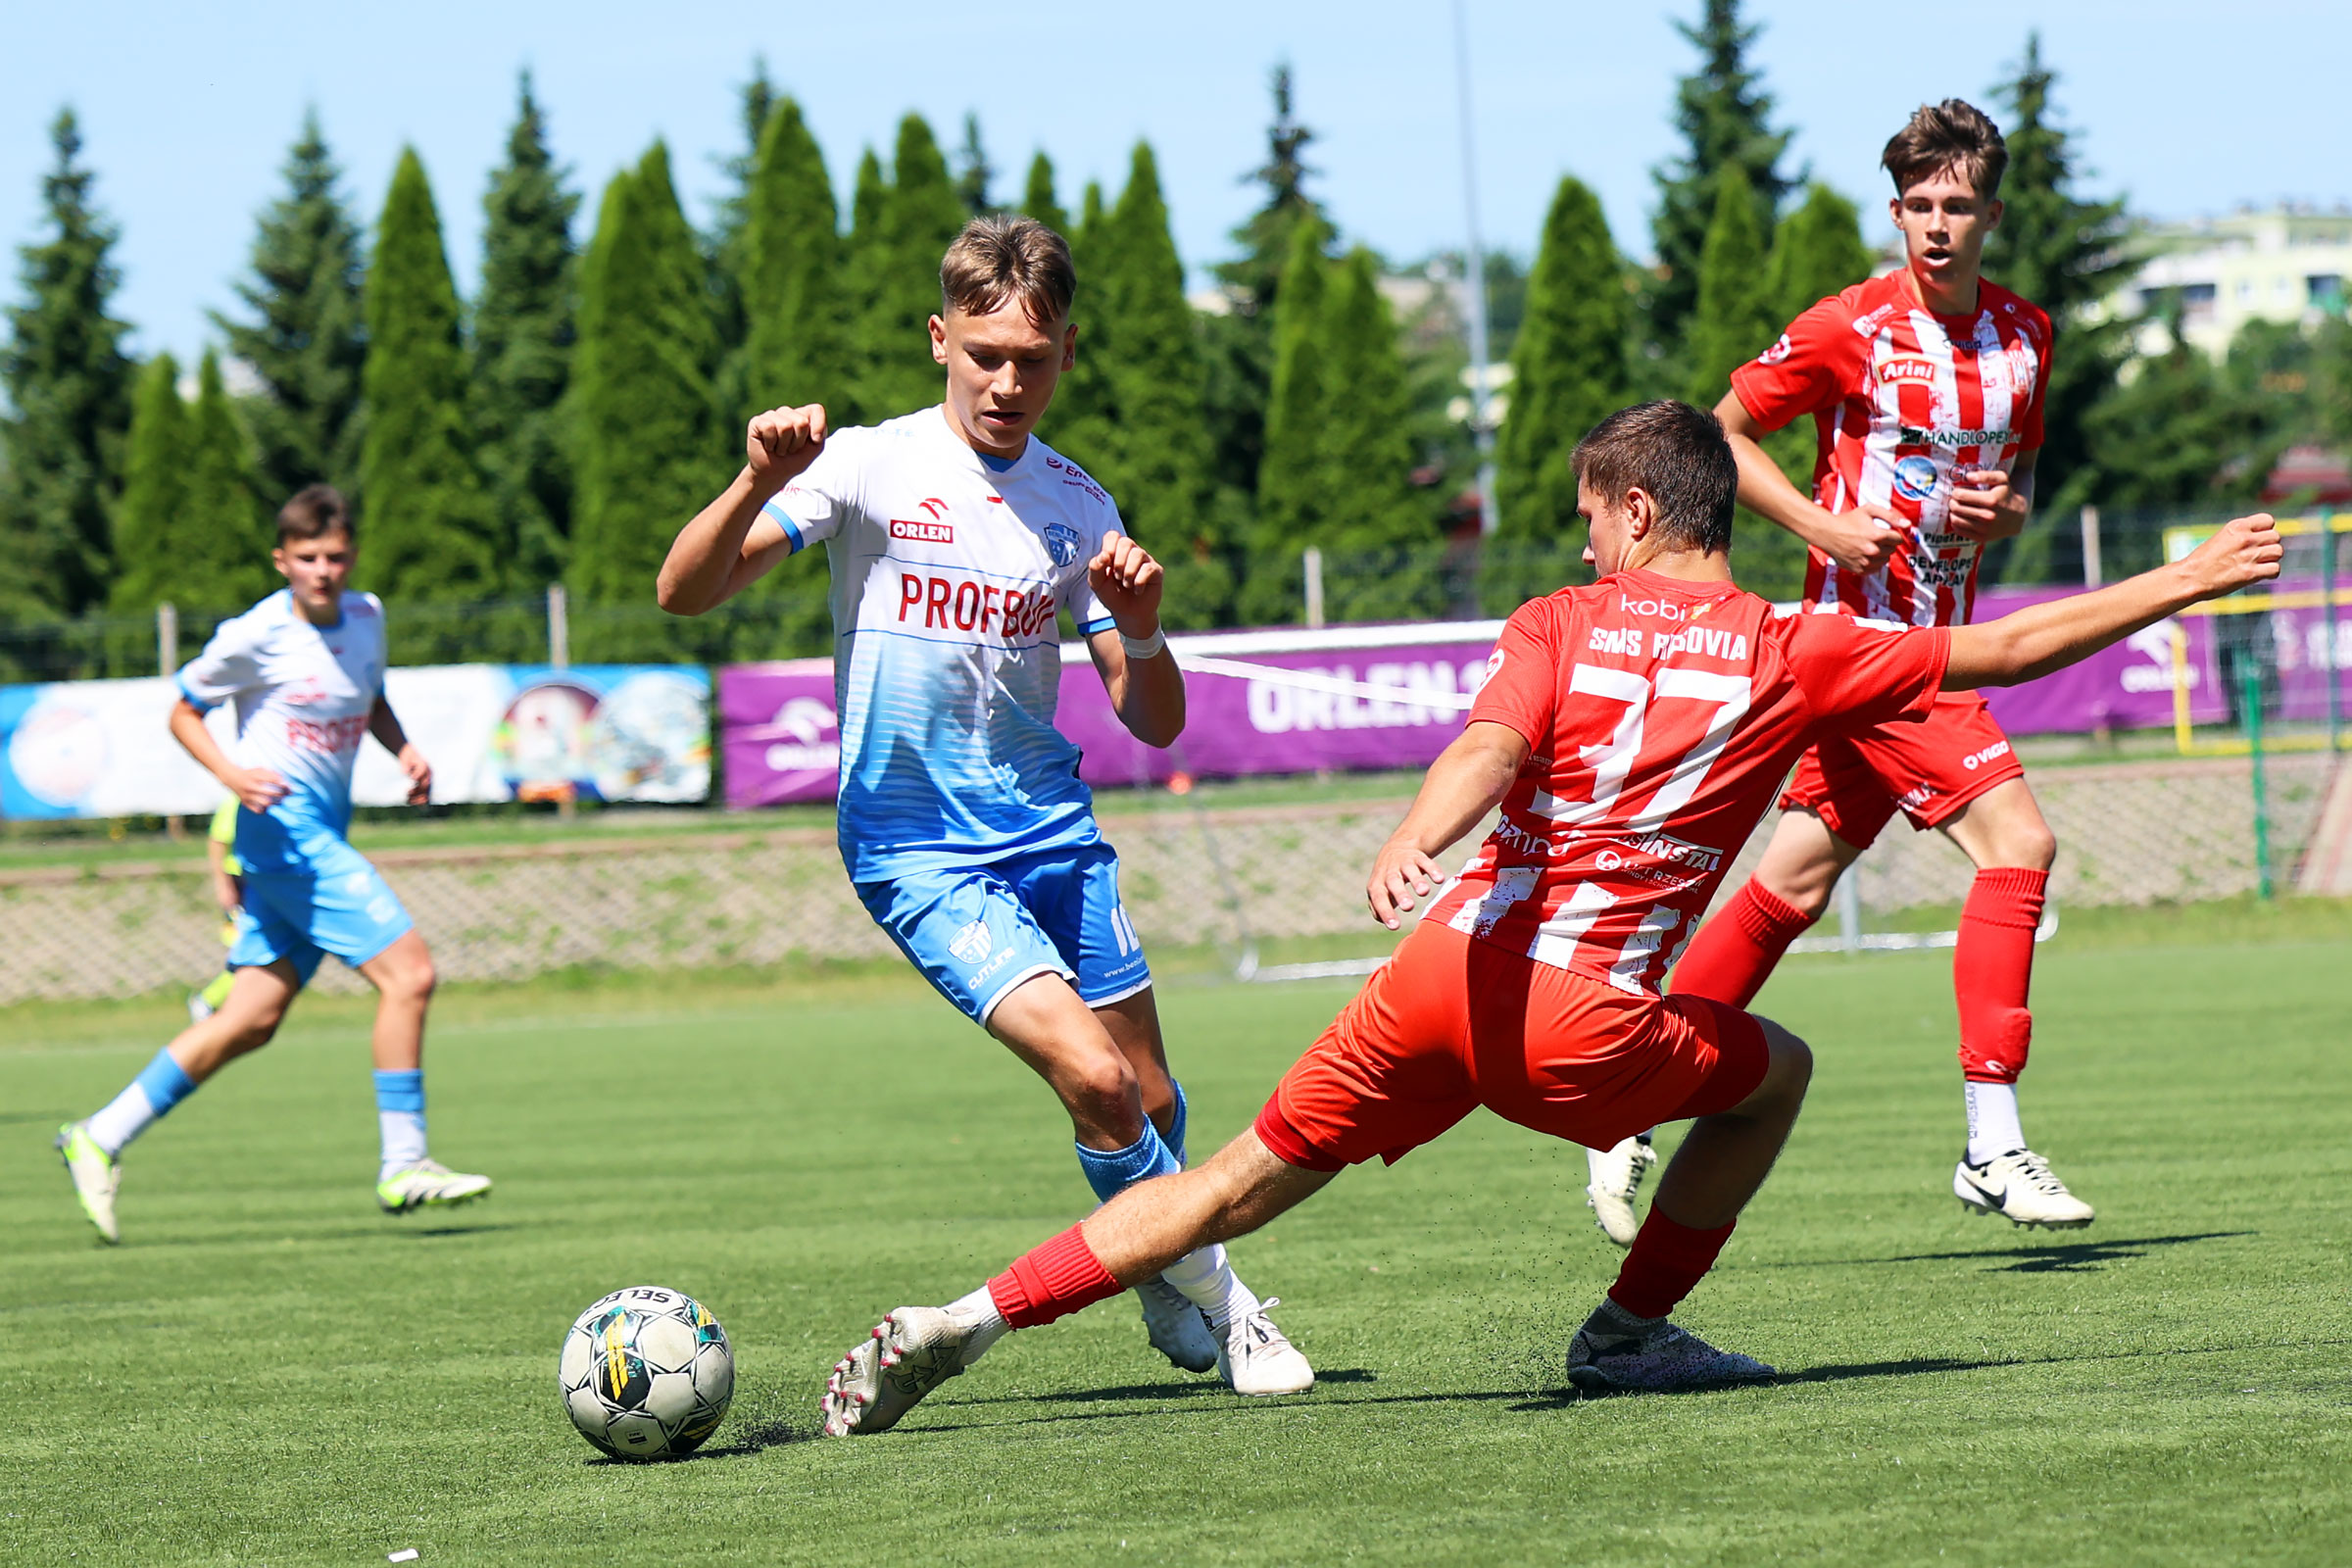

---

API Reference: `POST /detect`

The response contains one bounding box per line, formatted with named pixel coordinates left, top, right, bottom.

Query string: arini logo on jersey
left=1876, top=355, right=1942, bottom=387
left=890, top=518, right=955, bottom=543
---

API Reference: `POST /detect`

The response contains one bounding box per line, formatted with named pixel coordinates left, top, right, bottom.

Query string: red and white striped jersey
left=1731, top=270, right=2052, bottom=627
left=1426, top=571, right=1949, bottom=995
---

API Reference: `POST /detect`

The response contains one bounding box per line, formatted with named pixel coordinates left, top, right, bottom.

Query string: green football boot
left=375, top=1158, right=493, bottom=1214
left=55, top=1121, right=122, bottom=1244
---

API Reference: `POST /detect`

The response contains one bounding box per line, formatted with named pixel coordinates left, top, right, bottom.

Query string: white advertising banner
left=0, top=664, right=709, bottom=818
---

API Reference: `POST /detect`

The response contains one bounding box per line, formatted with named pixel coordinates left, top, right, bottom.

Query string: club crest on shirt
left=1892, top=454, right=1940, bottom=501
left=948, top=918, right=994, bottom=965
left=1045, top=522, right=1082, bottom=567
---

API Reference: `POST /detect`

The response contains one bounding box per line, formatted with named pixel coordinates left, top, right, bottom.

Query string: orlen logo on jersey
left=288, top=713, right=368, bottom=755
left=889, top=518, right=955, bottom=543
left=1876, top=355, right=1941, bottom=387
left=899, top=569, right=1057, bottom=639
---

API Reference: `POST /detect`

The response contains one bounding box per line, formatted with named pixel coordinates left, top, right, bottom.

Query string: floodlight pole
left=1452, top=0, right=1500, bottom=538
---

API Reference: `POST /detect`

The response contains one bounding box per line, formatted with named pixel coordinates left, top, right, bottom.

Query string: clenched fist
left=747, top=405, right=828, bottom=491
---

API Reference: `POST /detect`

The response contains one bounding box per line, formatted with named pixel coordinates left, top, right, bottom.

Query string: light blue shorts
left=226, top=837, right=416, bottom=987
left=858, top=843, right=1152, bottom=1025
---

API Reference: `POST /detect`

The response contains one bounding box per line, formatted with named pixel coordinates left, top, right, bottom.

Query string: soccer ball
left=559, top=1286, right=734, bottom=1460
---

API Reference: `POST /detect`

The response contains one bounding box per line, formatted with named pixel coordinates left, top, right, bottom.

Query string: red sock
left=985, top=1224, right=1124, bottom=1329
left=1953, top=867, right=2046, bottom=1085
left=1670, top=880, right=1814, bottom=1009
left=1608, top=1209, right=1738, bottom=1321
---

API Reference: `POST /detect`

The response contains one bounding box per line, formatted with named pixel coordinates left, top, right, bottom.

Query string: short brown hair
left=940, top=216, right=1076, bottom=326
left=1571, top=401, right=1738, bottom=555
left=276, top=483, right=352, bottom=546
left=1882, top=99, right=2008, bottom=197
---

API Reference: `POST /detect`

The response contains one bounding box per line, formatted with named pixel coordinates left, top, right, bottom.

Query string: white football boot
left=1953, top=1149, right=2094, bottom=1229
left=55, top=1121, right=122, bottom=1244
left=1565, top=1320, right=1776, bottom=1395
left=1136, top=1275, right=1220, bottom=1373
left=1216, top=1298, right=1314, bottom=1396
left=1586, top=1135, right=1658, bottom=1249
left=820, top=1305, right=982, bottom=1437
left=375, top=1159, right=493, bottom=1213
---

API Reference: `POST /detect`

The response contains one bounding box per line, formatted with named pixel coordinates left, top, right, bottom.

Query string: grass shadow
left=1760, top=1231, right=2254, bottom=1275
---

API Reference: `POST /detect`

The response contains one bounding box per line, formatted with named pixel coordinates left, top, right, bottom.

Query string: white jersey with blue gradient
left=175, top=588, right=386, bottom=874
left=761, top=406, right=1125, bottom=885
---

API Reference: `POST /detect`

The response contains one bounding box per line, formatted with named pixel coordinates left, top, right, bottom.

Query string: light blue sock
left=1074, top=1120, right=1181, bottom=1203
left=1165, top=1080, right=1190, bottom=1165
left=373, top=1069, right=427, bottom=1174
left=85, top=1049, right=198, bottom=1154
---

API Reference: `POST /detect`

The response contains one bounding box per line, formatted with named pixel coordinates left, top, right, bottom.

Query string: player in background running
left=55, top=486, right=489, bottom=1245
left=659, top=217, right=1307, bottom=1396
left=1584, top=99, right=2088, bottom=1242
left=186, top=796, right=243, bottom=1022
left=814, top=402, right=2281, bottom=1433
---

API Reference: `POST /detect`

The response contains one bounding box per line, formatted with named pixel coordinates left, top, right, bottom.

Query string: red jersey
left=1427, top=571, right=1949, bottom=995
left=1731, top=270, right=2052, bottom=627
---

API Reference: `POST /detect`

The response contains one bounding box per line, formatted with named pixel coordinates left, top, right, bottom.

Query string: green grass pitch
left=6, top=903, right=2349, bottom=1565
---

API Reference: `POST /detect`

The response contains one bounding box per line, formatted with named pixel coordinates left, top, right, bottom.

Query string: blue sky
left=4, top=0, right=2344, bottom=364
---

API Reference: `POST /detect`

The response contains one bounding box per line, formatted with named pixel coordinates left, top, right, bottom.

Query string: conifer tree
left=1215, top=64, right=1323, bottom=318
left=741, top=98, right=846, bottom=412
left=360, top=148, right=497, bottom=603
left=955, top=113, right=996, bottom=216
left=1982, top=33, right=2129, bottom=526
left=0, top=108, right=134, bottom=619
left=1020, top=152, right=1068, bottom=234
left=471, top=73, right=578, bottom=590
left=214, top=110, right=366, bottom=503
left=1085, top=142, right=1227, bottom=627
left=1048, top=180, right=1116, bottom=453
left=855, top=116, right=967, bottom=419
left=1240, top=221, right=1329, bottom=622
left=178, top=349, right=273, bottom=608
left=1688, top=165, right=1808, bottom=598
left=1496, top=174, right=1627, bottom=552
left=109, top=353, right=188, bottom=612
left=709, top=58, right=778, bottom=369
left=1685, top=166, right=1776, bottom=405
left=1647, top=0, right=1794, bottom=351
left=1762, top=182, right=1872, bottom=328
left=1314, top=248, right=1427, bottom=617
left=567, top=147, right=723, bottom=619
left=838, top=148, right=890, bottom=426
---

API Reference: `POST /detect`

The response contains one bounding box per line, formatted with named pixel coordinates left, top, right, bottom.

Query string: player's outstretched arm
left=1716, top=391, right=1901, bottom=576
left=1085, top=533, right=1185, bottom=749
left=368, top=696, right=432, bottom=806
left=1946, top=514, right=2282, bottom=689
left=1366, top=720, right=1529, bottom=929
left=168, top=699, right=286, bottom=811
left=657, top=404, right=827, bottom=615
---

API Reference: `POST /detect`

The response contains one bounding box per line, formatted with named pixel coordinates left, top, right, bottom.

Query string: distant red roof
left=2261, top=445, right=2352, bottom=505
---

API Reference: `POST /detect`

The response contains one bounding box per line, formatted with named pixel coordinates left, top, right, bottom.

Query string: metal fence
left=4, top=752, right=2340, bottom=1005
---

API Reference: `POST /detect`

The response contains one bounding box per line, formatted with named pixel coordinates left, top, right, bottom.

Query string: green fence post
left=2245, top=662, right=2272, bottom=900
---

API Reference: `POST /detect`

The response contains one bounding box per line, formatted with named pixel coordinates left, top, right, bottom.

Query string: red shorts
left=1253, top=919, right=1769, bottom=1171
left=1779, top=689, right=2025, bottom=849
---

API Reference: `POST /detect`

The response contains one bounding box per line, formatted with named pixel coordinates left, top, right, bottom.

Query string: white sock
left=378, top=1111, right=427, bottom=1179
left=85, top=1083, right=160, bottom=1156
left=1160, top=1243, right=1260, bottom=1331
left=1965, top=1081, right=2026, bottom=1165
left=943, top=1284, right=1011, bottom=1366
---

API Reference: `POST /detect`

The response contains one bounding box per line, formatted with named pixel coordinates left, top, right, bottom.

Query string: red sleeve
left=1728, top=293, right=1862, bottom=434
left=2018, top=305, right=2053, bottom=449
left=1467, top=600, right=1563, bottom=748
left=1786, top=616, right=1951, bottom=728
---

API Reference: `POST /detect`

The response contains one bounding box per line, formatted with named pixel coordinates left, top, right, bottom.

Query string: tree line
left=5, top=3, right=2349, bottom=676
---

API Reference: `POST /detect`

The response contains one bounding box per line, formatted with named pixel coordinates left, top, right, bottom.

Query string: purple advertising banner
left=716, top=591, right=2346, bottom=808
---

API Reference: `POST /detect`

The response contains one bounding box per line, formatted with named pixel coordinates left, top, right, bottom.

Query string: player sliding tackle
left=819, top=401, right=2281, bottom=1431
left=661, top=217, right=1307, bottom=1394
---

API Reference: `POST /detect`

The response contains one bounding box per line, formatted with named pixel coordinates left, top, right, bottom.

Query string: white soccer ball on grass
left=558, top=1285, right=734, bottom=1460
